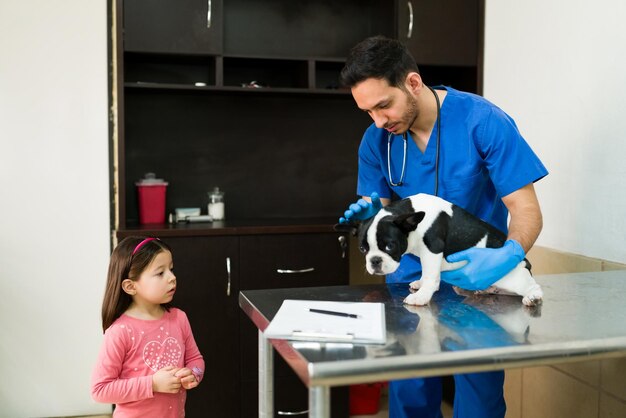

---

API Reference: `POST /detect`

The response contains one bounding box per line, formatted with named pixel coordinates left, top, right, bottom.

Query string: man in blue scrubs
left=339, top=36, right=548, bottom=418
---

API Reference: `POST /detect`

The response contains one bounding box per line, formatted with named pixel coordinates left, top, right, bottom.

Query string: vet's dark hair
left=340, top=36, right=419, bottom=89
left=101, top=236, right=172, bottom=332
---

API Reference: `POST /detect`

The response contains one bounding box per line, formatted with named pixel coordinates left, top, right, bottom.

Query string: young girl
left=91, top=237, right=204, bottom=417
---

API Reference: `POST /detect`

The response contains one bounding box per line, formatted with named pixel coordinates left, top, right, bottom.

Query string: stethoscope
left=387, top=85, right=441, bottom=196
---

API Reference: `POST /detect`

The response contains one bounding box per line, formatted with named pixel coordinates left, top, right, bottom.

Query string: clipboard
left=263, top=300, right=386, bottom=344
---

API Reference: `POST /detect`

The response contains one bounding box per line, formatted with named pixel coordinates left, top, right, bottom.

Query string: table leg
left=259, top=330, right=273, bottom=418
left=309, top=385, right=330, bottom=418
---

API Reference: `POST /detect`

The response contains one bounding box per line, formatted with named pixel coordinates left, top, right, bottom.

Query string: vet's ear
left=121, top=279, right=136, bottom=296
left=393, top=211, right=425, bottom=233
left=334, top=221, right=359, bottom=237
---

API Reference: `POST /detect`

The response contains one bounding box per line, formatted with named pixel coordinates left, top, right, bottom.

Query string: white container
left=208, top=187, right=225, bottom=220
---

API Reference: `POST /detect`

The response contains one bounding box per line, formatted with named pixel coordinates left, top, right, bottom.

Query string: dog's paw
left=522, top=285, right=544, bottom=307
left=522, top=293, right=543, bottom=307
left=404, top=291, right=432, bottom=306
left=409, top=280, right=422, bottom=290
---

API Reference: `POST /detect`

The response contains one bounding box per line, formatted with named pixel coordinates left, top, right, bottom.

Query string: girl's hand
left=175, top=367, right=200, bottom=390
left=152, top=366, right=182, bottom=393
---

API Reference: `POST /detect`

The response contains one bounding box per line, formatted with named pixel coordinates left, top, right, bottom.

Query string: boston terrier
left=337, top=193, right=543, bottom=307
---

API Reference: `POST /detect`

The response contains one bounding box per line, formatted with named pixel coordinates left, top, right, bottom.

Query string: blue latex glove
left=440, top=240, right=525, bottom=291
left=338, top=192, right=383, bottom=224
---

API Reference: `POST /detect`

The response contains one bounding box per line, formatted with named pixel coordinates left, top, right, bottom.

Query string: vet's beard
left=395, top=91, right=420, bottom=135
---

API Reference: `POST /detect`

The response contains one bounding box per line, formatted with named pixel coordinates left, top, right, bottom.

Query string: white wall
left=0, top=1, right=111, bottom=417
left=484, top=0, right=626, bottom=264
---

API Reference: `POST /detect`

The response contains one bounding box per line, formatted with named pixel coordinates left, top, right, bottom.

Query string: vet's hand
left=152, top=366, right=182, bottom=394
left=338, top=192, right=383, bottom=223
left=440, top=240, right=525, bottom=291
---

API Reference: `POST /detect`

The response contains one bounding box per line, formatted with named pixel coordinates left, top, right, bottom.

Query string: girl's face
left=131, top=250, right=176, bottom=307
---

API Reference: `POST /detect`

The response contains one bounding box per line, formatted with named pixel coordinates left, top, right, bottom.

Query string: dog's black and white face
left=357, top=210, right=426, bottom=275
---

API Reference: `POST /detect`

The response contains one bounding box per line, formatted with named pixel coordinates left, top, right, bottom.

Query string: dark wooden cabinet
left=123, top=0, right=223, bottom=54
left=112, top=1, right=484, bottom=416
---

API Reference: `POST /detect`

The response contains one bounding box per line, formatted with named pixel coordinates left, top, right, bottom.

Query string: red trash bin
left=349, top=382, right=385, bottom=415
left=136, top=173, right=168, bottom=224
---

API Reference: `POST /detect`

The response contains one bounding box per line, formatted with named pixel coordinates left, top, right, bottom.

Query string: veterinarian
left=339, top=36, right=548, bottom=418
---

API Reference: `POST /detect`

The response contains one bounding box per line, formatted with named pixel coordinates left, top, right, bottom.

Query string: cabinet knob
left=338, top=235, right=348, bottom=259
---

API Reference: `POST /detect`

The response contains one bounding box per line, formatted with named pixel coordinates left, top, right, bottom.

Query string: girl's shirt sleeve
left=178, top=310, right=205, bottom=383
left=91, top=324, right=153, bottom=404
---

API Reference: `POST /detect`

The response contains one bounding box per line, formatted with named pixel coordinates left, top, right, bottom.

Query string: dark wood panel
left=223, top=0, right=393, bottom=58
left=397, top=0, right=480, bottom=66
left=123, top=0, right=223, bottom=55
left=238, top=233, right=349, bottom=290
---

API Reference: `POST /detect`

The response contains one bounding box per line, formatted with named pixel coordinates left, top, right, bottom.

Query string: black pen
left=309, top=308, right=359, bottom=318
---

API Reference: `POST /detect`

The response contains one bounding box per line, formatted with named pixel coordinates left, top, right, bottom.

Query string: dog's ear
left=333, top=221, right=359, bottom=236
left=393, top=211, right=425, bottom=233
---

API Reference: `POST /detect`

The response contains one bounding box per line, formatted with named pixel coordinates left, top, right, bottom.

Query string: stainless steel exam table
left=239, top=270, right=626, bottom=418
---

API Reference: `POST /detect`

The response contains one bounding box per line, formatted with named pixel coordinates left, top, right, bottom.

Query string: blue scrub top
left=357, top=86, right=548, bottom=283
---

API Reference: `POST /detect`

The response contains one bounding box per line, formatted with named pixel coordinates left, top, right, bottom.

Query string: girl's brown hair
left=101, top=236, right=173, bottom=332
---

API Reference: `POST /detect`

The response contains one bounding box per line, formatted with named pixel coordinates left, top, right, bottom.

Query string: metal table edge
left=306, top=336, right=626, bottom=387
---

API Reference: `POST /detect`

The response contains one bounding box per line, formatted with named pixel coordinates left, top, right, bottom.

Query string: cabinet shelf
left=125, top=82, right=350, bottom=95
left=124, top=52, right=350, bottom=95
left=116, top=218, right=338, bottom=238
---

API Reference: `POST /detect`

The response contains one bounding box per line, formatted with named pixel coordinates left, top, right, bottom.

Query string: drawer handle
left=407, top=1, right=414, bottom=38
left=277, top=410, right=308, bottom=416
left=276, top=267, right=315, bottom=274
left=226, top=257, right=231, bottom=296
left=206, top=0, right=212, bottom=28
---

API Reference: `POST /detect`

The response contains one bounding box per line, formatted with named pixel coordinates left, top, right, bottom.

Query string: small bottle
left=208, top=187, right=225, bottom=221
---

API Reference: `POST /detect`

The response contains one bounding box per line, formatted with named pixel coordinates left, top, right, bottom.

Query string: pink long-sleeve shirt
left=91, top=308, right=204, bottom=417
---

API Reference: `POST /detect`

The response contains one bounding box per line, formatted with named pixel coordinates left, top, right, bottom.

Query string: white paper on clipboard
left=263, top=300, right=386, bottom=344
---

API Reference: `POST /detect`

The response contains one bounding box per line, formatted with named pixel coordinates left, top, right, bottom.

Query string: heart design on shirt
left=143, top=337, right=182, bottom=371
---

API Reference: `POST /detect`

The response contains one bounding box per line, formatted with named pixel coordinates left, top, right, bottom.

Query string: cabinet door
left=165, top=236, right=239, bottom=418
left=397, top=0, right=478, bottom=66
left=123, top=0, right=223, bottom=54
left=239, top=233, right=350, bottom=418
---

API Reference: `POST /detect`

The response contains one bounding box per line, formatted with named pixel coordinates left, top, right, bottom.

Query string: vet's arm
left=501, top=183, right=543, bottom=253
